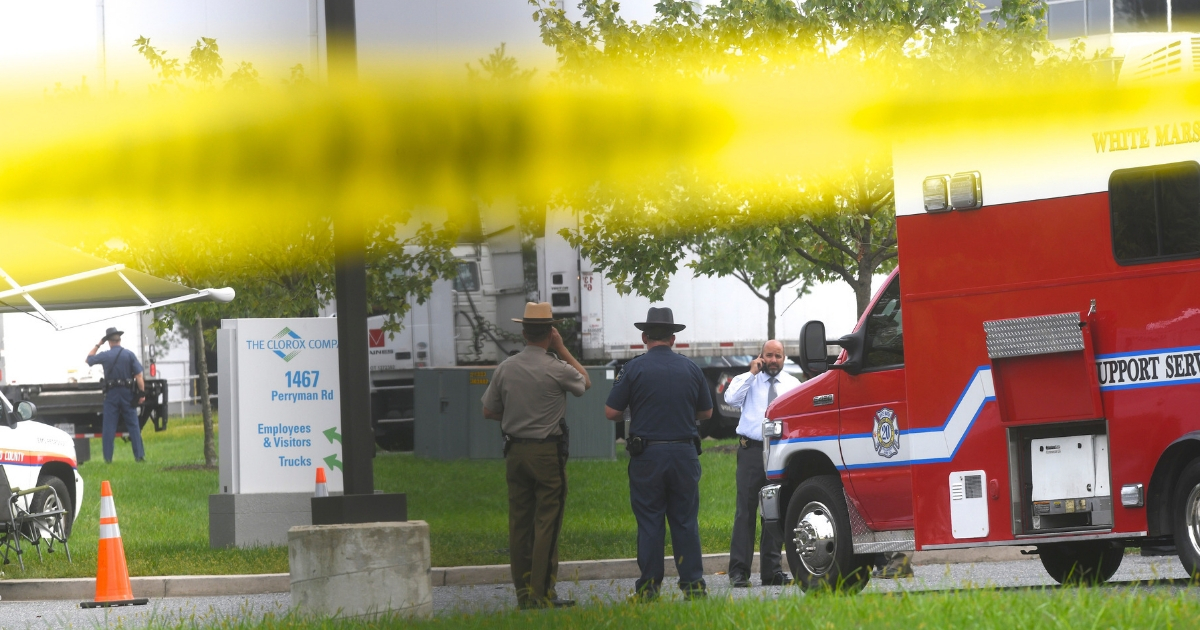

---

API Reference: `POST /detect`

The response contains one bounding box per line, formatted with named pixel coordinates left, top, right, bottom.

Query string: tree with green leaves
left=90, top=36, right=464, bottom=466
left=134, top=36, right=263, bottom=92
left=99, top=216, right=458, bottom=468
left=690, top=219, right=813, bottom=340
left=467, top=43, right=537, bottom=84
left=531, top=0, right=1097, bottom=319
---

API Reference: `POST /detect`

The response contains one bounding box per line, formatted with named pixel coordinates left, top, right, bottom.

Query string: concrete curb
left=430, top=547, right=1037, bottom=587
left=0, top=573, right=291, bottom=602
left=0, top=547, right=1036, bottom=600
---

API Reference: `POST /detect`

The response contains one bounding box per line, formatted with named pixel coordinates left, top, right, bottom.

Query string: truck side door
left=838, top=275, right=913, bottom=528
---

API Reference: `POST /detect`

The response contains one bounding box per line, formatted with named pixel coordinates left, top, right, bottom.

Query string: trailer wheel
left=1037, top=541, right=1123, bottom=584
left=783, top=475, right=871, bottom=593
left=1172, top=457, right=1200, bottom=576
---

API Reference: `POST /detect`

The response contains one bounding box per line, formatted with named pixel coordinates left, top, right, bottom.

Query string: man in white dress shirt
left=723, top=339, right=800, bottom=587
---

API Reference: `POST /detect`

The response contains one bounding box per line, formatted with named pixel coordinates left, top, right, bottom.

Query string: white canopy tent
left=0, top=238, right=234, bottom=330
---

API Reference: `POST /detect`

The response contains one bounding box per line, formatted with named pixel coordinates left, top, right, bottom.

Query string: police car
left=0, top=391, right=80, bottom=539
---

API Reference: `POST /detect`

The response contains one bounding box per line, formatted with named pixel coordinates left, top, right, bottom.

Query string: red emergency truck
left=761, top=83, right=1200, bottom=591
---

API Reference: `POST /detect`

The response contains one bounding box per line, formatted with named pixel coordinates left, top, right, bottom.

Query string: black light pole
left=313, top=0, right=406, bottom=524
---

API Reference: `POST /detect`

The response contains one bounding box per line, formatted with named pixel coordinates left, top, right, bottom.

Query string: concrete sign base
left=209, top=493, right=315, bottom=548
left=288, top=521, right=432, bottom=619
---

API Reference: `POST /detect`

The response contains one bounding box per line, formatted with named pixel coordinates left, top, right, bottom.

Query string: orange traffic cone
left=80, top=481, right=148, bottom=608
left=314, top=467, right=329, bottom=497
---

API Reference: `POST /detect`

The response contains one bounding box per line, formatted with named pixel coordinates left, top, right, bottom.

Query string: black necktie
left=767, top=377, right=778, bottom=406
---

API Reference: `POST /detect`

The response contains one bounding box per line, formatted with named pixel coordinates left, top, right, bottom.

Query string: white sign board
left=218, top=318, right=343, bottom=495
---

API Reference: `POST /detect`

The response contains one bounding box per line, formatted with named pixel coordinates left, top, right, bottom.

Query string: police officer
left=482, top=302, right=590, bottom=610
left=604, top=307, right=712, bottom=601
left=86, top=326, right=146, bottom=463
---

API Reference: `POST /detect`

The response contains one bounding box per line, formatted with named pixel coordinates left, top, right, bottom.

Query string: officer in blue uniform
left=604, top=307, right=713, bottom=601
left=86, top=326, right=146, bottom=463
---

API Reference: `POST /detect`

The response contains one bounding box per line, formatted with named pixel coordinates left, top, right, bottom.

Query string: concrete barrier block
left=289, top=520, right=432, bottom=619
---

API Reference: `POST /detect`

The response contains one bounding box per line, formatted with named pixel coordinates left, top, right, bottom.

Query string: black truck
left=2, top=379, right=170, bottom=462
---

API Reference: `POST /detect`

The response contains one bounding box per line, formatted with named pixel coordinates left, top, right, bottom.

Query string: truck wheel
left=29, top=475, right=73, bottom=541
left=783, top=475, right=871, bottom=593
left=1037, top=541, right=1123, bottom=584
left=1172, top=457, right=1200, bottom=576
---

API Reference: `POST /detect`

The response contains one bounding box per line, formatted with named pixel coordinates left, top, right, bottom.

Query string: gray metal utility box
left=414, top=365, right=615, bottom=460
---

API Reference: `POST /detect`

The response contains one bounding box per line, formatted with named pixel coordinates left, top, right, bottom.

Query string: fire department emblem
left=872, top=407, right=900, bottom=459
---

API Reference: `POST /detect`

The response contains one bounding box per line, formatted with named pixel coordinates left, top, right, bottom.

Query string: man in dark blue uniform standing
left=605, top=307, right=712, bottom=601
left=86, top=326, right=146, bottom=463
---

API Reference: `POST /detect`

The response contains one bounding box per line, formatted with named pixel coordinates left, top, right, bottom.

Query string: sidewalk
left=0, top=547, right=1033, bottom=600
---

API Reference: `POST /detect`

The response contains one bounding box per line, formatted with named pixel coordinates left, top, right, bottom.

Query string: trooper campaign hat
left=634, top=307, right=686, bottom=332
left=104, top=326, right=124, bottom=340
left=512, top=302, right=563, bottom=324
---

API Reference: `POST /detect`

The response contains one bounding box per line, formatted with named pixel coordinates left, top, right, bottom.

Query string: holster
left=693, top=436, right=703, bottom=456
left=557, top=418, right=570, bottom=461
left=626, top=435, right=645, bottom=456
left=502, top=433, right=513, bottom=457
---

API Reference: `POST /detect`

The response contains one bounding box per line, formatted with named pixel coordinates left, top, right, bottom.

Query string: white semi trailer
left=367, top=211, right=863, bottom=448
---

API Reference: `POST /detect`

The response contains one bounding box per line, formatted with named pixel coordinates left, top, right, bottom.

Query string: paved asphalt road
left=2, top=555, right=1194, bottom=628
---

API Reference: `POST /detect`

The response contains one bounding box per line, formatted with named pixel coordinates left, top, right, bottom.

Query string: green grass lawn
left=158, top=587, right=1200, bottom=629
left=6, top=416, right=740, bottom=578
left=382, top=440, right=740, bottom=567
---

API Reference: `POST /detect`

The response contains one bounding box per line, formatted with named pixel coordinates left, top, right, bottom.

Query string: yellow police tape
left=0, top=63, right=1195, bottom=244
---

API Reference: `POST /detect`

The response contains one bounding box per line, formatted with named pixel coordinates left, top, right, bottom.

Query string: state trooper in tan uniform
left=482, top=302, right=591, bottom=609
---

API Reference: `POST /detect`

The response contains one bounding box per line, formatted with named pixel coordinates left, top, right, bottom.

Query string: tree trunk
left=767, top=288, right=777, bottom=341
left=854, top=271, right=873, bottom=318
left=194, top=314, right=216, bottom=468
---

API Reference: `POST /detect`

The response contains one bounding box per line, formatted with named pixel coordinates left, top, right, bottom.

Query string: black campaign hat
left=634, top=307, right=686, bottom=332
left=104, top=326, right=124, bottom=340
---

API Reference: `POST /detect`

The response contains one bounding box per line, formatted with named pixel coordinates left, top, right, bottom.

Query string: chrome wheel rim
left=793, top=501, right=838, bottom=576
left=45, top=493, right=64, bottom=538
left=1187, top=483, right=1200, bottom=557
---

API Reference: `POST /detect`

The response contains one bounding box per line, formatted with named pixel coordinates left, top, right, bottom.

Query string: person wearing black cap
left=86, top=326, right=146, bottom=463
left=604, top=307, right=713, bottom=601
left=482, top=302, right=591, bottom=610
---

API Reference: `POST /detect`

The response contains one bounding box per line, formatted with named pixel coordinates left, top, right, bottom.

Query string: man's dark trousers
left=628, top=443, right=706, bottom=595
left=506, top=441, right=566, bottom=606
left=102, top=388, right=145, bottom=463
left=729, top=439, right=783, bottom=581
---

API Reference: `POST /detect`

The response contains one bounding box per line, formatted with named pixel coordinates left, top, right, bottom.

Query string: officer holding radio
left=604, top=307, right=712, bottom=601
left=86, top=326, right=146, bottom=463
left=482, top=302, right=590, bottom=610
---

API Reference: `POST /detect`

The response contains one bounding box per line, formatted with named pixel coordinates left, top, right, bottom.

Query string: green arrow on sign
left=323, top=427, right=342, bottom=444
left=324, top=454, right=343, bottom=471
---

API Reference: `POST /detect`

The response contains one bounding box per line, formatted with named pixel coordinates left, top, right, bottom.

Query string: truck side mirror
left=800, top=321, right=867, bottom=378
left=799, top=321, right=829, bottom=378
left=16, top=401, right=35, bottom=421
left=835, top=330, right=865, bottom=376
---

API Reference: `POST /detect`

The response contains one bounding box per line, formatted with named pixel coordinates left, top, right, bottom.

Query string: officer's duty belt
left=645, top=439, right=693, bottom=446
left=509, top=434, right=563, bottom=444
